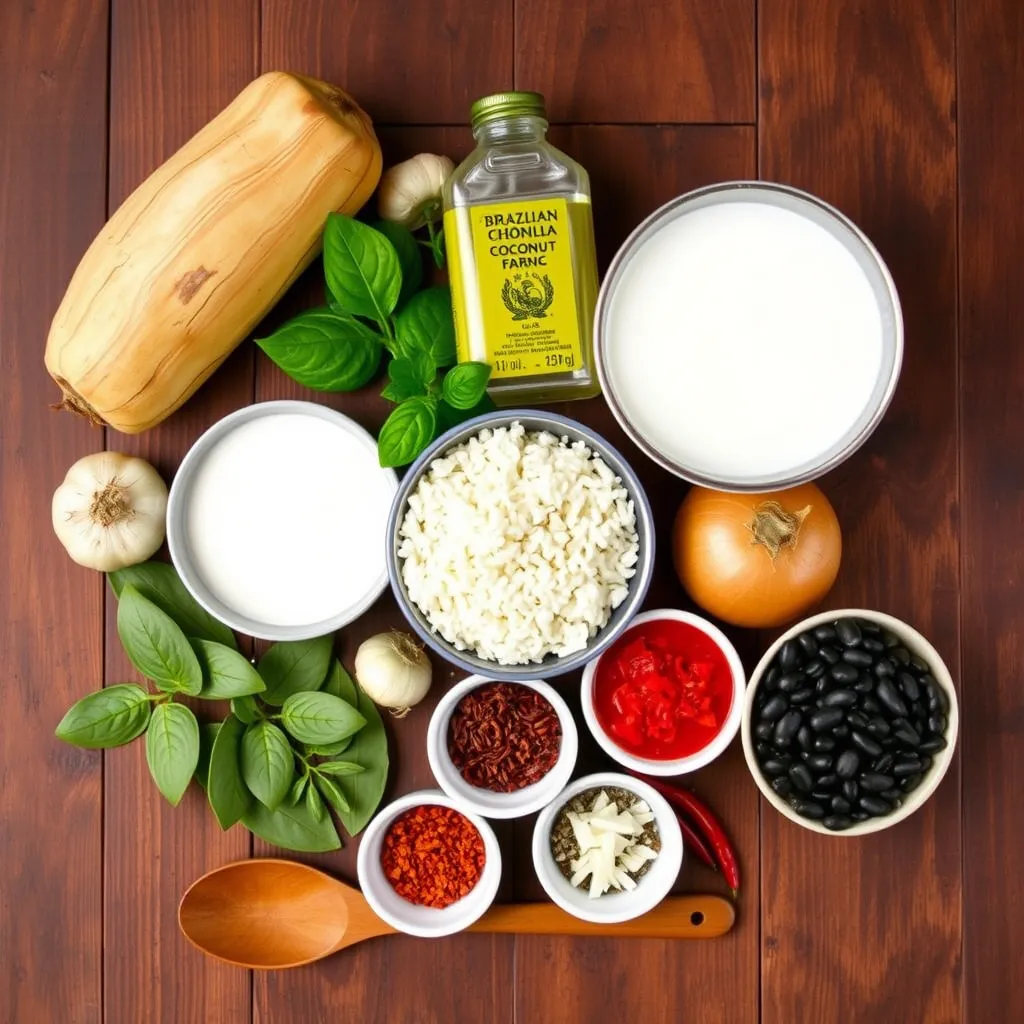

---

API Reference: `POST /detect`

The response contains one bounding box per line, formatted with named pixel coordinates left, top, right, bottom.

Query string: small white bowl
left=427, top=676, right=578, bottom=819
left=356, top=789, right=501, bottom=938
left=580, top=609, right=746, bottom=777
left=741, top=608, right=959, bottom=836
left=531, top=772, right=683, bottom=924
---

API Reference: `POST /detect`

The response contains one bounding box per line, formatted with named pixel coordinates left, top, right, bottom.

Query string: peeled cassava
left=46, top=71, right=382, bottom=433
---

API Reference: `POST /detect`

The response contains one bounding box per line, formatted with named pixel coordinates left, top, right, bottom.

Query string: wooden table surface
left=2, top=1, right=1019, bottom=1021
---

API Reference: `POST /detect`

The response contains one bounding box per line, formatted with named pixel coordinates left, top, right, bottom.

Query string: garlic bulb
left=52, top=451, right=168, bottom=571
left=354, top=630, right=432, bottom=716
left=377, top=153, right=454, bottom=229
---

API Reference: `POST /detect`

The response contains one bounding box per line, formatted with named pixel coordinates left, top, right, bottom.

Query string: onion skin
left=672, top=484, right=842, bottom=629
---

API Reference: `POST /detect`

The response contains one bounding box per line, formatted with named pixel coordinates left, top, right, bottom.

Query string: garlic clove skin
left=52, top=451, right=168, bottom=572
left=377, top=153, right=455, bottom=230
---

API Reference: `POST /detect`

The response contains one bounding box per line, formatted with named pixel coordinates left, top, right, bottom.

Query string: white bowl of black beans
left=742, top=609, right=958, bottom=835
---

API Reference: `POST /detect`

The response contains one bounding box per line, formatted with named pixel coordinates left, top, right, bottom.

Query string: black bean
left=771, top=776, right=793, bottom=797
left=765, top=664, right=781, bottom=688
left=824, top=815, right=854, bottom=831
left=830, top=663, right=859, bottom=684
left=755, top=741, right=772, bottom=759
left=910, top=655, right=930, bottom=675
left=760, top=694, right=789, bottom=722
left=912, top=704, right=929, bottom=726
left=842, top=648, right=874, bottom=668
left=882, top=789, right=903, bottom=805
left=919, top=756, right=933, bottom=771
left=851, top=811, right=870, bottom=821
left=851, top=731, right=883, bottom=757
left=755, top=721, right=774, bottom=741
left=854, top=678, right=874, bottom=694
left=831, top=795, right=852, bottom=814
left=860, top=695, right=882, bottom=715
left=833, top=724, right=851, bottom=739
left=816, top=774, right=838, bottom=789
left=793, top=800, right=825, bottom=819
left=893, top=756, right=922, bottom=777
left=862, top=637, right=885, bottom=654
left=893, top=723, right=922, bottom=747
left=779, top=671, right=805, bottom=693
left=900, top=774, right=923, bottom=793
left=774, top=710, right=802, bottom=747
left=779, top=640, right=801, bottom=671
left=797, top=726, right=814, bottom=752
left=788, top=763, right=813, bottom=793
left=804, top=659, right=826, bottom=679
left=813, top=625, right=837, bottom=642
left=866, top=717, right=891, bottom=738
left=762, top=758, right=791, bottom=777
left=836, top=619, right=863, bottom=647
left=919, top=735, right=948, bottom=754
left=892, top=645, right=911, bottom=666
left=847, top=711, right=870, bottom=730
left=819, top=644, right=842, bottom=665
left=836, top=750, right=861, bottom=778
left=797, top=633, right=819, bottom=657
left=811, top=789, right=834, bottom=803
left=858, top=619, right=882, bottom=636
left=842, top=779, right=860, bottom=801
left=810, top=707, right=844, bottom=732
left=860, top=773, right=895, bottom=792
left=823, top=689, right=857, bottom=708
left=791, top=687, right=815, bottom=705
left=928, top=714, right=947, bottom=736
left=883, top=631, right=901, bottom=649
left=859, top=795, right=891, bottom=816
left=815, top=676, right=831, bottom=695
left=807, top=753, right=833, bottom=773
left=898, top=672, right=920, bottom=702
left=874, top=658, right=896, bottom=679
left=881, top=735, right=901, bottom=751
left=876, top=678, right=909, bottom=718
left=813, top=737, right=836, bottom=752
left=924, top=678, right=949, bottom=714
left=873, top=753, right=895, bottom=774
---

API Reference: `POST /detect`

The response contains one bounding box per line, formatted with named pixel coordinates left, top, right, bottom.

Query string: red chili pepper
left=633, top=773, right=741, bottom=898
left=675, top=812, right=719, bottom=873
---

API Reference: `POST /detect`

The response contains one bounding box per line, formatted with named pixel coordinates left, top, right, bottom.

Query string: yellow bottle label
left=444, top=197, right=584, bottom=378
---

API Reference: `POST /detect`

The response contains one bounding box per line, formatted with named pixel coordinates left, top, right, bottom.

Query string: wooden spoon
left=179, top=859, right=735, bottom=969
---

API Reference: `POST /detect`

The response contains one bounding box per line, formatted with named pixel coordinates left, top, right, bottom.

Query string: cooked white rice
left=397, top=421, right=640, bottom=665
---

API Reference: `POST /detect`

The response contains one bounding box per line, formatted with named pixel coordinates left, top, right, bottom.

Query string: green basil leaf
left=191, top=640, right=266, bottom=699
left=378, top=396, right=437, bottom=469
left=109, top=561, right=236, bottom=649
left=441, top=361, right=492, bottom=410
left=437, top=393, right=497, bottom=433
left=258, top=635, right=333, bottom=705
left=381, top=351, right=435, bottom=402
left=314, top=774, right=351, bottom=815
left=206, top=714, right=251, bottom=828
left=305, top=738, right=352, bottom=757
left=288, top=774, right=309, bottom=806
left=373, top=221, right=423, bottom=309
left=242, top=799, right=341, bottom=853
left=332, top=683, right=389, bottom=836
left=306, top=778, right=327, bottom=822
left=255, top=308, right=383, bottom=392
left=323, top=214, right=401, bottom=322
left=240, top=720, right=294, bottom=810
left=55, top=684, right=151, bottom=749
left=316, top=760, right=366, bottom=777
left=117, top=585, right=203, bottom=695
left=321, top=659, right=357, bottom=704
left=394, top=286, right=456, bottom=367
left=146, top=703, right=200, bottom=806
left=230, top=695, right=261, bottom=724
left=195, top=723, right=221, bottom=790
left=280, top=691, right=365, bottom=746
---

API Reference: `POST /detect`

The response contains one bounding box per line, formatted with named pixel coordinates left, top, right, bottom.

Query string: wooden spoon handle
left=469, top=895, right=735, bottom=939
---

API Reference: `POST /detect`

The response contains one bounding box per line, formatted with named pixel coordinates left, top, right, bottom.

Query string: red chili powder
left=381, top=804, right=486, bottom=908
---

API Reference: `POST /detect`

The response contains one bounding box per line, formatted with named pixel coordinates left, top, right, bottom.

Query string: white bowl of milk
left=595, top=182, right=903, bottom=491
left=167, top=401, right=398, bottom=641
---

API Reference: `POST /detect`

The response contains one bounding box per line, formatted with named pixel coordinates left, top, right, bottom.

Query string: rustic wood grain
left=758, top=3, right=961, bottom=1022
left=957, top=0, right=1024, bottom=1016
left=514, top=0, right=755, bottom=124
left=510, top=126, right=760, bottom=1024
left=103, top=2, right=258, bottom=1021
left=260, top=0, right=512, bottom=124
left=0, top=1, right=108, bottom=1021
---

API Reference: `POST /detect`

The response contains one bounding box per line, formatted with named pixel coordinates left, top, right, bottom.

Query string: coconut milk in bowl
left=595, top=182, right=902, bottom=491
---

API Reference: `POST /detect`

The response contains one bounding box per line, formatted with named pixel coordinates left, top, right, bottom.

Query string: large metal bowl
left=385, top=410, right=655, bottom=679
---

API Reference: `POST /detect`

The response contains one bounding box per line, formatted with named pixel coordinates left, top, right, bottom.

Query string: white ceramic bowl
left=356, top=789, right=501, bottom=938
left=741, top=608, right=959, bottom=836
left=532, top=772, right=683, bottom=924
left=427, top=676, right=578, bottom=819
left=581, top=609, right=746, bottom=777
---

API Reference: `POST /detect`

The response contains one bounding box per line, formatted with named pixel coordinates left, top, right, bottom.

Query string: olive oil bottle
left=442, top=91, right=601, bottom=405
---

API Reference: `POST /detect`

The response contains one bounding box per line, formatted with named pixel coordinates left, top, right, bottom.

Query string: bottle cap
left=470, top=91, right=546, bottom=129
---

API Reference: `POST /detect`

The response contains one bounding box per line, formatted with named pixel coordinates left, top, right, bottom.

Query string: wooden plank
left=103, top=2, right=257, bottom=1020
left=758, top=4, right=960, bottom=1022
left=261, top=0, right=513, bottom=123
left=514, top=125, right=761, bottom=1024
left=0, top=1, right=108, bottom=1020
left=515, top=0, right=755, bottom=124
left=958, top=0, right=1024, bottom=1017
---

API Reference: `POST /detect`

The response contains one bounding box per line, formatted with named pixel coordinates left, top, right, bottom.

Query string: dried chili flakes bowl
left=356, top=789, right=502, bottom=938
left=426, top=675, right=579, bottom=820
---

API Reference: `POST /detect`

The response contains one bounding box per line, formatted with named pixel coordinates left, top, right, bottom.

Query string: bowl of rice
left=385, top=411, right=655, bottom=679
